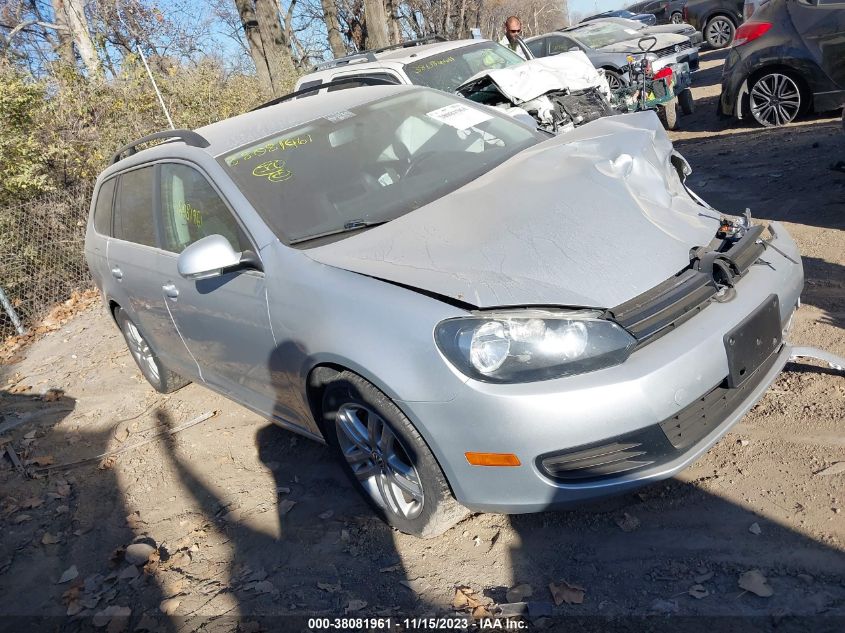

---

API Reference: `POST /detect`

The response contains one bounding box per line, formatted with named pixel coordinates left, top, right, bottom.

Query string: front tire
left=704, top=15, right=735, bottom=49
left=678, top=88, right=695, bottom=115
left=671, top=12, right=683, bottom=24
left=322, top=371, right=468, bottom=538
left=115, top=307, right=190, bottom=394
left=604, top=69, right=625, bottom=93
left=658, top=98, right=680, bottom=130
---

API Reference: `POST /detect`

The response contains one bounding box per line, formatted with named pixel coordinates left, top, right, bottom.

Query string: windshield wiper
left=289, top=220, right=389, bottom=245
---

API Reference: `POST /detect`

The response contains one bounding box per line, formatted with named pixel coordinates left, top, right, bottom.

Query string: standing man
left=499, top=15, right=531, bottom=59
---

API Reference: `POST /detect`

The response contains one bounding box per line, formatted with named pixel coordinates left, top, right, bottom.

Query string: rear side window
left=93, top=178, right=116, bottom=236
left=114, top=167, right=156, bottom=247
left=158, top=163, right=250, bottom=254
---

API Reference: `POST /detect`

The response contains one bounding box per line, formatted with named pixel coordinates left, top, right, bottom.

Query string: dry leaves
left=738, top=569, right=774, bottom=597
left=549, top=580, right=585, bottom=605
left=41, top=532, right=61, bottom=545
left=29, top=455, right=54, bottom=466
left=688, top=584, right=709, bottom=599
left=41, top=388, right=64, bottom=402
left=452, top=586, right=493, bottom=618
left=506, top=583, right=533, bottom=603
left=159, top=598, right=181, bottom=615
left=57, top=565, right=79, bottom=584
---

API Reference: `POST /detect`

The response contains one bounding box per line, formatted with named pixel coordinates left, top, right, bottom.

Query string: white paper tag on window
left=426, top=103, right=492, bottom=131
left=324, top=110, right=355, bottom=123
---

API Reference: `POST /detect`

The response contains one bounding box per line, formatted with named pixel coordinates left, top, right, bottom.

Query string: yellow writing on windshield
left=412, top=56, right=455, bottom=74
left=252, top=159, right=293, bottom=183
left=227, top=133, right=313, bottom=166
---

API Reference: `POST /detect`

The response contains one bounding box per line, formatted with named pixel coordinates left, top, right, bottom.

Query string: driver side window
left=158, top=163, right=250, bottom=254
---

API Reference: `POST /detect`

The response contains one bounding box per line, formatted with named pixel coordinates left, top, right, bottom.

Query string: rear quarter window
left=113, top=166, right=157, bottom=247
left=93, top=178, right=116, bottom=236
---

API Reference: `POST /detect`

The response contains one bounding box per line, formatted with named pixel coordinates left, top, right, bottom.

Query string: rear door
left=154, top=161, right=284, bottom=418
left=789, top=0, right=845, bottom=89
left=107, top=166, right=187, bottom=373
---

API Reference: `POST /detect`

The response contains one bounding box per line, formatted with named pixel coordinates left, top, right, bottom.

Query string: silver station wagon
left=86, top=84, right=807, bottom=537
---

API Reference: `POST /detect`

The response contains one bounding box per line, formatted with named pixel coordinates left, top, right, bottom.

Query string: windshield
left=570, top=23, right=639, bottom=48
left=404, top=42, right=525, bottom=92
left=221, top=90, right=541, bottom=245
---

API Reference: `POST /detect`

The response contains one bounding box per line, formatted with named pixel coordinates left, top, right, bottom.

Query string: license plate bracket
left=724, top=294, right=781, bottom=388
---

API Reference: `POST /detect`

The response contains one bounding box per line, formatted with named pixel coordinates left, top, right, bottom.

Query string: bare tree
left=61, top=0, right=100, bottom=75
left=362, top=0, right=388, bottom=48
left=319, top=0, right=344, bottom=57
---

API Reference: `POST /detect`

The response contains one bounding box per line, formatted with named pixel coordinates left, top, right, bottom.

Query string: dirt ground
left=1, top=49, right=843, bottom=632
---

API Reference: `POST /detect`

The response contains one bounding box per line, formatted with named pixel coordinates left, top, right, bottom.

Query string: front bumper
left=400, top=223, right=804, bottom=513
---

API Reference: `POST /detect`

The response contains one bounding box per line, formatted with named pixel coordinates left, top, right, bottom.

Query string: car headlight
left=434, top=309, right=636, bottom=383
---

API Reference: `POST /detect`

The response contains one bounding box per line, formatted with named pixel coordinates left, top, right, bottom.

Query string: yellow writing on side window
left=226, top=133, right=313, bottom=166
left=180, top=202, right=202, bottom=227
left=252, top=159, right=293, bottom=183
left=413, top=56, right=455, bottom=74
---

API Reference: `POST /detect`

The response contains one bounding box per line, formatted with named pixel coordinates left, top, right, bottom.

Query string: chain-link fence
left=0, top=183, right=95, bottom=339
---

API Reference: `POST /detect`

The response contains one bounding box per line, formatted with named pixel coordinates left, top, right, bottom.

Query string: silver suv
left=87, top=84, right=807, bottom=538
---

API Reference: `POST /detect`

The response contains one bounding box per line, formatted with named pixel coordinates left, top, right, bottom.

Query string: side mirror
left=569, top=46, right=580, bottom=52
left=177, top=234, right=257, bottom=280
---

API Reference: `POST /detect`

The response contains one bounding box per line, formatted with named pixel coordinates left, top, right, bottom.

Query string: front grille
left=610, top=226, right=767, bottom=346
left=659, top=348, right=781, bottom=450
left=538, top=425, right=671, bottom=483
left=654, top=41, right=692, bottom=58
left=555, top=88, right=616, bottom=125
left=537, top=346, right=781, bottom=484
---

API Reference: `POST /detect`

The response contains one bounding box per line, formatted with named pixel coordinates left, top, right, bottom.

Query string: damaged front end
left=457, top=51, right=619, bottom=134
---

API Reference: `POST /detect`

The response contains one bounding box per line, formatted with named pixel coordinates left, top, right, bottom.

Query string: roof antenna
left=116, top=1, right=175, bottom=130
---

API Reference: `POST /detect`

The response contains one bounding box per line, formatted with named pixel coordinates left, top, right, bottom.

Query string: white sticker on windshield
left=426, top=103, right=492, bottom=131
left=324, top=110, right=355, bottom=123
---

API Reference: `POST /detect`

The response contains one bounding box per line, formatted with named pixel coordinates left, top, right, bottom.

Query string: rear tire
left=658, top=98, right=680, bottom=130
left=671, top=12, right=683, bottom=24
left=115, top=307, right=190, bottom=394
left=678, top=88, right=695, bottom=115
left=704, top=15, right=735, bottom=49
left=322, top=371, right=468, bottom=538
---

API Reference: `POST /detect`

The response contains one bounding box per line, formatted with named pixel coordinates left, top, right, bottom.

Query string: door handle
left=111, top=267, right=123, bottom=280
left=162, top=283, right=179, bottom=300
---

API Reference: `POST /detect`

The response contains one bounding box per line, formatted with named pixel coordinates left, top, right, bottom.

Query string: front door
left=154, top=162, right=287, bottom=419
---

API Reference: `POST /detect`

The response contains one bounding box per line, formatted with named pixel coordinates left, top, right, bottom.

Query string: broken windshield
left=221, top=89, right=541, bottom=245
left=570, top=23, right=639, bottom=48
left=405, top=42, right=525, bottom=92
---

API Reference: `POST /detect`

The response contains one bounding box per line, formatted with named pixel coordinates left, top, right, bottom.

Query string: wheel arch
left=304, top=361, right=462, bottom=499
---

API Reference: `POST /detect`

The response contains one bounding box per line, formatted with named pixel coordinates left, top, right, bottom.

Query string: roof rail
left=314, top=35, right=449, bottom=72
left=110, top=129, right=210, bottom=165
left=250, top=75, right=400, bottom=112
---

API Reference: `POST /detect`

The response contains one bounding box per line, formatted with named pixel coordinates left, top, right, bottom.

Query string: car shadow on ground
left=673, top=120, right=845, bottom=231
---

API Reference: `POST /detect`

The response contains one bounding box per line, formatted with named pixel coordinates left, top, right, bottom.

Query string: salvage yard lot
left=1, top=49, right=843, bottom=629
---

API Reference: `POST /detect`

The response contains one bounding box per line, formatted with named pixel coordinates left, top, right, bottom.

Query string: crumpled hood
left=305, top=111, right=720, bottom=309
left=600, top=32, right=688, bottom=54
left=457, top=51, right=610, bottom=104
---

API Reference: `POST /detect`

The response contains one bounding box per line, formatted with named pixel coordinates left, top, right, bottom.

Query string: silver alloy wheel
left=335, top=403, right=424, bottom=519
left=705, top=17, right=732, bottom=47
left=123, top=320, right=160, bottom=382
left=606, top=72, right=623, bottom=92
left=671, top=12, right=683, bottom=24
left=749, top=73, right=801, bottom=127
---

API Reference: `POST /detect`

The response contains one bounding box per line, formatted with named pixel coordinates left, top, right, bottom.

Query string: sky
left=569, top=0, right=631, bottom=22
